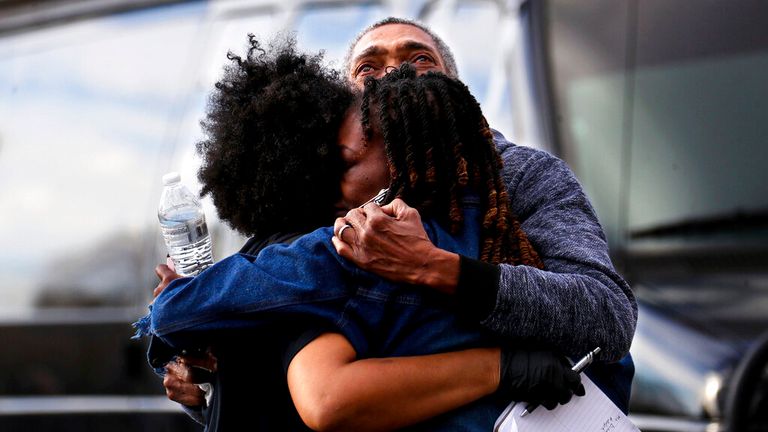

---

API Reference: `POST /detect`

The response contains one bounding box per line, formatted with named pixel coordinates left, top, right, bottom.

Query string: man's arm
left=473, top=145, right=636, bottom=362
left=333, top=147, right=636, bottom=362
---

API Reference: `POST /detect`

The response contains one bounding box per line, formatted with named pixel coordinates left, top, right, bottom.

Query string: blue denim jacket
left=141, top=197, right=632, bottom=430
left=145, top=197, right=487, bottom=352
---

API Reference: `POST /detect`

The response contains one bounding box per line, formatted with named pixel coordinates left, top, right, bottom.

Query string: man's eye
left=412, top=54, right=435, bottom=64
left=355, top=64, right=375, bottom=76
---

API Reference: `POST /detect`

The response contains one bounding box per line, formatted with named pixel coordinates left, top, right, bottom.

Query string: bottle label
left=161, top=215, right=208, bottom=245
left=187, top=216, right=209, bottom=243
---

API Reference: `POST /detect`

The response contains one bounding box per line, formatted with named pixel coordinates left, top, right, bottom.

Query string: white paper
left=493, top=375, right=639, bottom=432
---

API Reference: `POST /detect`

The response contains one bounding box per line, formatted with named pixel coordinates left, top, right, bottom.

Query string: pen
left=519, top=347, right=601, bottom=418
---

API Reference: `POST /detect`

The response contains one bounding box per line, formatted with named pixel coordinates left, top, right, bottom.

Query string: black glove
left=498, top=348, right=586, bottom=410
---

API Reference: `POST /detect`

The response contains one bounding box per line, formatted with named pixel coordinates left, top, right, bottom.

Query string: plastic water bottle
left=158, top=172, right=213, bottom=276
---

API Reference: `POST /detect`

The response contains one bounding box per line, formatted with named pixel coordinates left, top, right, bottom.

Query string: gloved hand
left=498, top=348, right=586, bottom=409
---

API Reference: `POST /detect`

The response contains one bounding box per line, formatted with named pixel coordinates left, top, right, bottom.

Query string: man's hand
left=154, top=259, right=182, bottom=298
left=332, top=198, right=460, bottom=292
left=163, top=352, right=218, bottom=408
left=498, top=349, right=585, bottom=409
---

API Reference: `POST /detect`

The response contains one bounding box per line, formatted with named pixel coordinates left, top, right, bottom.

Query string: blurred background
left=0, top=0, right=766, bottom=431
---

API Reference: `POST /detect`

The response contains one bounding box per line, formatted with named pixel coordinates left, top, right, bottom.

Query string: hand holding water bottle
left=153, top=257, right=181, bottom=298
left=158, top=172, right=214, bottom=277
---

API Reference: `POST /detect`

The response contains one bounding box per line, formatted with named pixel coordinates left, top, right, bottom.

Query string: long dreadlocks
left=361, top=64, right=544, bottom=268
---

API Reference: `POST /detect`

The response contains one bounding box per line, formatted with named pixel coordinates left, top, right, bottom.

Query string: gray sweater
left=472, top=132, right=637, bottom=362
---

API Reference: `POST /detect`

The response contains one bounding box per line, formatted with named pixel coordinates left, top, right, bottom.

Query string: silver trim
left=629, top=414, right=719, bottom=432
left=0, top=0, right=187, bottom=35
left=0, top=396, right=182, bottom=416
left=0, top=307, right=146, bottom=326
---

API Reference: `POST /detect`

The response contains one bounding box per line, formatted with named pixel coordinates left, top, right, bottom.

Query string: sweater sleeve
left=481, top=141, right=637, bottom=362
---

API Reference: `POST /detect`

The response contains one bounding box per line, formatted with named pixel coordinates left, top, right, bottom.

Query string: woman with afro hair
left=143, top=35, right=618, bottom=431
left=195, top=34, right=353, bottom=242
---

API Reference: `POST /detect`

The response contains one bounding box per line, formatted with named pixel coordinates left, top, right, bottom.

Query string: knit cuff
left=456, top=255, right=500, bottom=321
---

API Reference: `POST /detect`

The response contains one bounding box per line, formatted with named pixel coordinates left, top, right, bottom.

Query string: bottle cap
left=162, top=172, right=181, bottom=186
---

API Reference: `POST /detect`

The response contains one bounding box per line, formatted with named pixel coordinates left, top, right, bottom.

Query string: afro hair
left=197, top=34, right=354, bottom=239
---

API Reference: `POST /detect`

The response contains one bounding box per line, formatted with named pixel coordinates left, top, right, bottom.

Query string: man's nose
left=384, top=61, right=410, bottom=75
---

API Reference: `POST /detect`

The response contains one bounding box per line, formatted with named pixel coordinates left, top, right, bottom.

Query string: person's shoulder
left=491, top=129, right=558, bottom=165
left=249, top=226, right=336, bottom=259
left=240, top=232, right=306, bottom=255
left=491, top=129, right=567, bottom=177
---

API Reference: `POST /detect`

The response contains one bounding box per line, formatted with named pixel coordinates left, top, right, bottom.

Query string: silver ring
left=338, top=223, right=354, bottom=240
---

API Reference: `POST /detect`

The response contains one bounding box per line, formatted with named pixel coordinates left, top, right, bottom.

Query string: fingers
left=155, top=264, right=174, bottom=281
left=343, top=208, right=368, bottom=230
left=179, top=352, right=218, bottom=373
left=334, top=214, right=357, bottom=244
left=331, top=235, right=353, bottom=258
left=153, top=263, right=182, bottom=298
left=500, top=349, right=586, bottom=410
left=541, top=398, right=559, bottom=411
left=543, top=363, right=582, bottom=409
left=557, top=387, right=574, bottom=405
left=565, top=369, right=582, bottom=388
left=333, top=217, right=349, bottom=237
left=536, top=379, right=583, bottom=410
left=338, top=198, right=417, bottom=228
left=165, top=360, right=191, bottom=381
left=379, top=198, right=408, bottom=217
left=177, top=351, right=218, bottom=384
left=337, top=199, right=417, bottom=237
left=563, top=368, right=583, bottom=398
left=187, top=366, right=215, bottom=384
left=337, top=223, right=356, bottom=243
left=164, top=361, right=205, bottom=407
left=335, top=208, right=369, bottom=244
left=361, top=201, right=386, bottom=217
left=530, top=388, right=565, bottom=410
